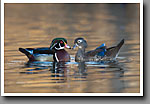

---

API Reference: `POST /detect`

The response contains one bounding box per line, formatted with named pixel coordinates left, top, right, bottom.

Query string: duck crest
left=50, top=38, right=67, bottom=49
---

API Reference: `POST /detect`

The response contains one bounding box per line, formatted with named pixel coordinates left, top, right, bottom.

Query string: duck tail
left=105, top=39, right=124, bottom=59
left=113, top=39, right=124, bottom=58
left=117, top=39, right=124, bottom=50
left=19, top=48, right=34, bottom=60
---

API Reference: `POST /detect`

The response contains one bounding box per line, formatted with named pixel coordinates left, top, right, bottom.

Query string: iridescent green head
left=50, top=38, right=71, bottom=50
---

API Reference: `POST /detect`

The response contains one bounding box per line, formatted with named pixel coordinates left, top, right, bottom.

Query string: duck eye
left=60, top=41, right=63, bottom=44
left=77, top=40, right=82, bottom=43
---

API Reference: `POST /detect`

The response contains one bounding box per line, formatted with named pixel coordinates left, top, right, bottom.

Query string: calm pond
left=4, top=4, right=140, bottom=93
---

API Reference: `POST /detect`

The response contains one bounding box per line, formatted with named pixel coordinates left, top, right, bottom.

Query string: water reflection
left=20, top=61, right=52, bottom=74
left=18, top=60, right=125, bottom=93
left=74, top=62, right=87, bottom=76
left=4, top=4, right=140, bottom=93
left=107, top=62, right=125, bottom=93
left=50, top=62, right=67, bottom=83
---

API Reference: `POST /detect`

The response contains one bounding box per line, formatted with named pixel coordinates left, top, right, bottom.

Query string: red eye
left=60, top=41, right=63, bottom=43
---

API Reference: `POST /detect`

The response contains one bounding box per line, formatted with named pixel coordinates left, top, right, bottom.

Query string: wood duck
left=19, top=38, right=71, bottom=62
left=72, top=38, right=124, bottom=62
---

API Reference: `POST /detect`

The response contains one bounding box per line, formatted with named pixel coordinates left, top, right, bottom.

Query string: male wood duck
left=72, top=38, right=124, bottom=62
left=19, top=38, right=71, bottom=62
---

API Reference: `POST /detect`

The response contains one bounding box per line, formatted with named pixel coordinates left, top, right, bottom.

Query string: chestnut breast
left=55, top=50, right=70, bottom=62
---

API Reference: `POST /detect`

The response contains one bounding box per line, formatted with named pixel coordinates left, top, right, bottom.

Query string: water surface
left=4, top=4, right=140, bottom=93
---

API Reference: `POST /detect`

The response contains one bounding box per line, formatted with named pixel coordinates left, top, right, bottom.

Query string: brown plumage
left=73, top=38, right=124, bottom=62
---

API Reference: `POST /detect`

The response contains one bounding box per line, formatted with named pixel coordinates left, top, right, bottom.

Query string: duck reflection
left=20, top=60, right=125, bottom=92
left=74, top=62, right=87, bottom=77
left=20, top=61, right=68, bottom=83
left=50, top=62, right=67, bottom=82
left=73, top=61, right=125, bottom=93
left=97, top=61, right=125, bottom=93
left=108, top=62, right=125, bottom=93
left=20, top=61, right=51, bottom=74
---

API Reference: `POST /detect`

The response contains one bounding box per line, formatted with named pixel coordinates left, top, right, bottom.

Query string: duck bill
left=72, top=44, right=78, bottom=50
left=64, top=43, right=71, bottom=49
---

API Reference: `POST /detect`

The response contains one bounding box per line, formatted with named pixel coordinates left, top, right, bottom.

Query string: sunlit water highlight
left=4, top=4, right=140, bottom=93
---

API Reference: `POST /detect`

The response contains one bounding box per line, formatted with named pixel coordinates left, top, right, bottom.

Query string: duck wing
left=19, top=47, right=55, bottom=60
left=33, top=48, right=55, bottom=54
left=85, top=46, right=106, bottom=57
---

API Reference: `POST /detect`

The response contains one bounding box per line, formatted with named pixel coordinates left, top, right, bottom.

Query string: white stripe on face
left=55, top=43, right=64, bottom=50
left=50, top=43, right=57, bottom=49
left=77, top=40, right=83, bottom=43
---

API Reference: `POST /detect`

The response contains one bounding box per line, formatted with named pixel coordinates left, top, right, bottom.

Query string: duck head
left=50, top=38, right=71, bottom=50
left=72, top=38, right=87, bottom=50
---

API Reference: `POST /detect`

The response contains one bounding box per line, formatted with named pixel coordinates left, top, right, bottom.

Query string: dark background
left=0, top=1, right=149, bottom=104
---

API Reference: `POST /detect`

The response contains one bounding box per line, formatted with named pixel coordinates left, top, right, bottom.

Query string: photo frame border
left=1, top=0, right=143, bottom=96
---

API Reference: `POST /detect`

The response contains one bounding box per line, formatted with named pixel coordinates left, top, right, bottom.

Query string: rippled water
left=4, top=4, right=140, bottom=93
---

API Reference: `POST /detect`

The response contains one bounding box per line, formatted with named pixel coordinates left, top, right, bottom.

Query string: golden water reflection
left=4, top=4, right=140, bottom=93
